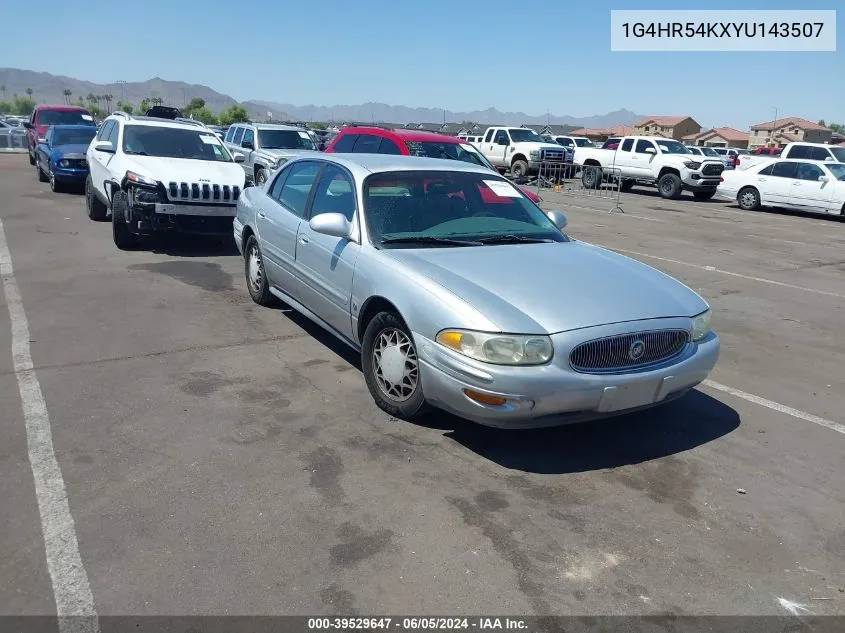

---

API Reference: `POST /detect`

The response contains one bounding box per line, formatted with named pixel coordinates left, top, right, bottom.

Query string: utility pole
left=117, top=80, right=126, bottom=104
left=770, top=106, right=778, bottom=146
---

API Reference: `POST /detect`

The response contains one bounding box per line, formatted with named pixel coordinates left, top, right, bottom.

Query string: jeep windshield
left=257, top=130, right=316, bottom=150
left=405, top=141, right=490, bottom=169
left=122, top=125, right=233, bottom=162
left=655, top=140, right=691, bottom=155
left=507, top=129, right=543, bottom=142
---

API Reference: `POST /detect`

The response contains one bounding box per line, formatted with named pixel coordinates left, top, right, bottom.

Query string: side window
left=758, top=164, right=774, bottom=176
left=786, top=145, right=808, bottom=159
left=635, top=139, right=655, bottom=154
left=269, top=165, right=291, bottom=199
left=621, top=138, right=634, bottom=152
left=97, top=120, right=114, bottom=141
left=277, top=162, right=321, bottom=218
left=558, top=138, right=573, bottom=147
left=378, top=138, right=403, bottom=155
left=242, top=127, right=255, bottom=148
left=352, top=134, right=381, bottom=153
left=31, top=110, right=38, bottom=125
left=771, top=162, right=798, bottom=179
left=484, top=129, right=494, bottom=143
left=309, top=164, right=356, bottom=222
left=795, top=162, right=823, bottom=181
left=332, top=133, right=358, bottom=152
left=225, top=127, right=235, bottom=143
left=808, top=146, right=831, bottom=161
left=232, top=126, right=244, bottom=146
left=106, top=122, right=120, bottom=146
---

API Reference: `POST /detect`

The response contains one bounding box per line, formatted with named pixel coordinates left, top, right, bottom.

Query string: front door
left=789, top=162, right=835, bottom=212
left=631, top=139, right=656, bottom=178
left=488, top=130, right=510, bottom=168
left=87, top=120, right=115, bottom=200
left=294, top=164, right=360, bottom=340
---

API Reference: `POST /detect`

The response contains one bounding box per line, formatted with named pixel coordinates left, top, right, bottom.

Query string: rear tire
left=29, top=149, right=35, bottom=166
left=581, top=164, right=602, bottom=189
left=361, top=311, right=429, bottom=421
left=693, top=191, right=715, bottom=201
left=111, top=191, right=140, bottom=250
left=244, top=235, right=278, bottom=307
left=620, top=179, right=634, bottom=192
left=657, top=173, right=682, bottom=199
left=737, top=186, right=761, bottom=211
left=86, top=175, right=108, bottom=221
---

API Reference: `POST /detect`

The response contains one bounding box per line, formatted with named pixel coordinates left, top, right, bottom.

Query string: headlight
left=684, top=161, right=702, bottom=170
left=57, top=159, right=70, bottom=167
left=125, top=170, right=157, bottom=186
left=436, top=329, right=553, bottom=365
left=529, top=150, right=540, bottom=160
left=691, top=309, right=711, bottom=342
left=276, top=157, right=288, bottom=169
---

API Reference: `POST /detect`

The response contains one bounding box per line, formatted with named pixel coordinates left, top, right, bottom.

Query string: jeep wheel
left=737, top=186, right=761, bottom=211
left=658, top=173, right=682, bottom=199
left=361, top=311, right=428, bottom=421
left=510, top=159, right=529, bottom=180
left=693, top=190, right=716, bottom=202
left=244, top=235, right=278, bottom=307
left=111, top=191, right=140, bottom=250
left=86, top=175, right=108, bottom=221
left=255, top=168, right=267, bottom=187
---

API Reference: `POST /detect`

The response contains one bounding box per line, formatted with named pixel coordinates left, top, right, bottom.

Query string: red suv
left=25, top=105, right=95, bottom=165
left=752, top=146, right=782, bottom=156
left=325, top=126, right=541, bottom=203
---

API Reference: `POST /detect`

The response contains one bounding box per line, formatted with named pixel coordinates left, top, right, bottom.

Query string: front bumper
left=683, top=173, right=721, bottom=190
left=415, top=319, right=719, bottom=429
left=53, top=166, right=89, bottom=182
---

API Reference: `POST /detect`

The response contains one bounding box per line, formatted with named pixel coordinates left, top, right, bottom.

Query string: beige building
left=682, top=127, right=749, bottom=148
left=633, top=116, right=701, bottom=140
left=747, top=117, right=833, bottom=148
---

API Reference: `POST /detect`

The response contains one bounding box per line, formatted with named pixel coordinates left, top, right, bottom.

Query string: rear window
left=37, top=110, right=94, bottom=126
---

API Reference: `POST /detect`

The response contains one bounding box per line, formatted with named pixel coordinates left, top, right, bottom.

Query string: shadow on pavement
left=148, top=234, right=241, bottom=257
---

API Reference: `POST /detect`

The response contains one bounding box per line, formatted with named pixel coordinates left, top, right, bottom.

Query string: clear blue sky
left=1, top=0, right=841, bottom=128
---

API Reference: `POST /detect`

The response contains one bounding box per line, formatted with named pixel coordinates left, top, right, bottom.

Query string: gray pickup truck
left=223, top=123, right=319, bottom=186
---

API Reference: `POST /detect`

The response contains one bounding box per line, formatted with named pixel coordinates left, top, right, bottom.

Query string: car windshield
left=364, top=170, right=568, bottom=248
left=697, top=147, right=720, bottom=157
left=508, top=129, right=543, bottom=142
left=826, top=163, right=845, bottom=180
left=38, top=110, right=94, bottom=126
left=654, top=140, right=690, bottom=154
left=405, top=141, right=490, bottom=168
left=829, top=147, right=845, bottom=162
left=122, top=125, right=233, bottom=162
left=53, top=128, right=96, bottom=146
left=257, top=129, right=316, bottom=150
left=574, top=138, right=592, bottom=147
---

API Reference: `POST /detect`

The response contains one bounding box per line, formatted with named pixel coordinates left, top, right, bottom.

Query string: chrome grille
left=541, top=149, right=565, bottom=162
left=167, top=181, right=240, bottom=203
left=702, top=163, right=724, bottom=176
left=569, top=329, right=690, bottom=374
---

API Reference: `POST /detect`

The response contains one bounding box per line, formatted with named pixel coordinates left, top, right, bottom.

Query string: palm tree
left=104, top=93, right=113, bottom=112
left=63, top=89, right=72, bottom=105
left=25, top=88, right=33, bottom=100
left=0, top=85, right=6, bottom=100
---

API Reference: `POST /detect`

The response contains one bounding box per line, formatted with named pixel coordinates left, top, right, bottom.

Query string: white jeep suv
left=85, top=112, right=247, bottom=249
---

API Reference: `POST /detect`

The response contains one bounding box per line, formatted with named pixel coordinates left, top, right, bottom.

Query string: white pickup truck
left=477, top=127, right=567, bottom=179
left=738, top=141, right=845, bottom=170
left=572, top=136, right=725, bottom=200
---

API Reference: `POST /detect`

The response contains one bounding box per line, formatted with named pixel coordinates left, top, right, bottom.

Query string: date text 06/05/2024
left=306, top=617, right=530, bottom=630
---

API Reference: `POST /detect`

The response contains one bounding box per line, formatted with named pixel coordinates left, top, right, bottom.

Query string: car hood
left=121, top=156, right=246, bottom=186
left=52, top=143, right=90, bottom=157
left=384, top=241, right=706, bottom=333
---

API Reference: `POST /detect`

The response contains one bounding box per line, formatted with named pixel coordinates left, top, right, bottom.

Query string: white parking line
left=703, top=380, right=845, bottom=436
left=0, top=219, right=100, bottom=633
left=604, top=247, right=845, bottom=300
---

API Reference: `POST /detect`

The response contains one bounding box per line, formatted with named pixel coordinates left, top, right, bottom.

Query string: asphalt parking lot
left=1, top=154, right=844, bottom=623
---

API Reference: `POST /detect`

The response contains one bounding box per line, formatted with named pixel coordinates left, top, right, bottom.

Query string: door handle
left=299, top=235, right=309, bottom=245
left=257, top=210, right=266, bottom=218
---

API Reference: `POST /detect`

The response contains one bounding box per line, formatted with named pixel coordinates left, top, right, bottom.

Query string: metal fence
left=533, top=162, right=624, bottom=213
left=0, top=128, right=29, bottom=152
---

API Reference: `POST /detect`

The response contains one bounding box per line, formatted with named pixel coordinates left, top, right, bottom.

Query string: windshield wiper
left=380, top=236, right=482, bottom=247
left=476, top=235, right=556, bottom=245
left=124, top=150, right=149, bottom=156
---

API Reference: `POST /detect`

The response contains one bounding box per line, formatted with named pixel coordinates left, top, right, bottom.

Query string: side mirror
left=242, top=140, right=254, bottom=150
left=545, top=209, right=568, bottom=230
left=644, top=147, right=657, bottom=155
left=309, top=212, right=352, bottom=239
left=24, top=122, right=33, bottom=129
left=497, top=138, right=509, bottom=146
left=37, top=137, right=47, bottom=144
left=232, top=152, right=245, bottom=163
left=824, top=156, right=834, bottom=162
left=94, top=140, right=115, bottom=153
left=818, top=175, right=828, bottom=182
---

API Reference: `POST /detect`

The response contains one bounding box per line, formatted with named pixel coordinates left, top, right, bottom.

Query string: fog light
left=464, top=389, right=507, bottom=406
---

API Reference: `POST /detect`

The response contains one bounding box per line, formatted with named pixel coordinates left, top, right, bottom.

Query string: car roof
left=340, top=126, right=467, bottom=144
left=109, top=115, right=210, bottom=130
left=233, top=123, right=305, bottom=131
left=286, top=153, right=497, bottom=178
left=34, top=105, right=90, bottom=112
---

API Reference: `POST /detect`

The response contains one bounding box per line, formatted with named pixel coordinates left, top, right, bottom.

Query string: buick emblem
left=628, top=340, right=645, bottom=361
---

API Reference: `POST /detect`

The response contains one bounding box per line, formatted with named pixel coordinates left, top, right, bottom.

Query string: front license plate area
left=598, top=379, right=662, bottom=413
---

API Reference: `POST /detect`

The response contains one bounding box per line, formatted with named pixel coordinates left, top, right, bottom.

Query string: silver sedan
left=233, top=154, right=719, bottom=428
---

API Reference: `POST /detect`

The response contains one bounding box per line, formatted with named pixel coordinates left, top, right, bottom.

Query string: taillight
left=732, top=156, right=740, bottom=166
left=719, top=177, right=724, bottom=182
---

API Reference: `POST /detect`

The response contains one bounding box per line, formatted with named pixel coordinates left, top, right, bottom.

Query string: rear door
left=351, top=134, right=381, bottom=153
left=240, top=126, right=257, bottom=179
left=788, top=162, right=834, bottom=211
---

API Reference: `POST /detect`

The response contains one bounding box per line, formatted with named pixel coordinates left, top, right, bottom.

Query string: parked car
left=572, top=136, right=724, bottom=200
left=475, top=127, right=567, bottom=178
left=224, top=123, right=319, bottom=187
left=24, top=105, right=95, bottom=165
left=325, top=126, right=542, bottom=203
left=86, top=112, right=246, bottom=248
left=752, top=146, right=783, bottom=156
left=717, top=158, right=845, bottom=215
left=554, top=135, right=594, bottom=150
left=712, top=147, right=750, bottom=170
left=685, top=146, right=723, bottom=160
left=739, top=142, right=845, bottom=170
left=34, top=124, right=97, bottom=192
left=144, top=105, right=183, bottom=120
left=233, top=154, right=718, bottom=427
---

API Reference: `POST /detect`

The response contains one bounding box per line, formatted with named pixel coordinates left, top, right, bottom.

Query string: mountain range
left=0, top=68, right=642, bottom=127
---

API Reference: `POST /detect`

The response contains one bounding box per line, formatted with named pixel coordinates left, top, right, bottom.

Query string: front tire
left=111, top=191, right=140, bottom=250
left=693, top=190, right=715, bottom=202
left=255, top=168, right=267, bottom=187
left=37, top=161, right=48, bottom=182
left=658, top=173, right=682, bottom=199
left=737, top=186, right=761, bottom=211
left=49, top=170, right=62, bottom=192
left=361, top=312, right=428, bottom=421
left=244, top=235, right=278, bottom=307
left=28, top=149, right=35, bottom=166
left=86, top=175, right=108, bottom=221
left=510, top=159, right=529, bottom=180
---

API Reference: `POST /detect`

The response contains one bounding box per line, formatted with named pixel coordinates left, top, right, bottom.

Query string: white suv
left=85, top=112, right=247, bottom=249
